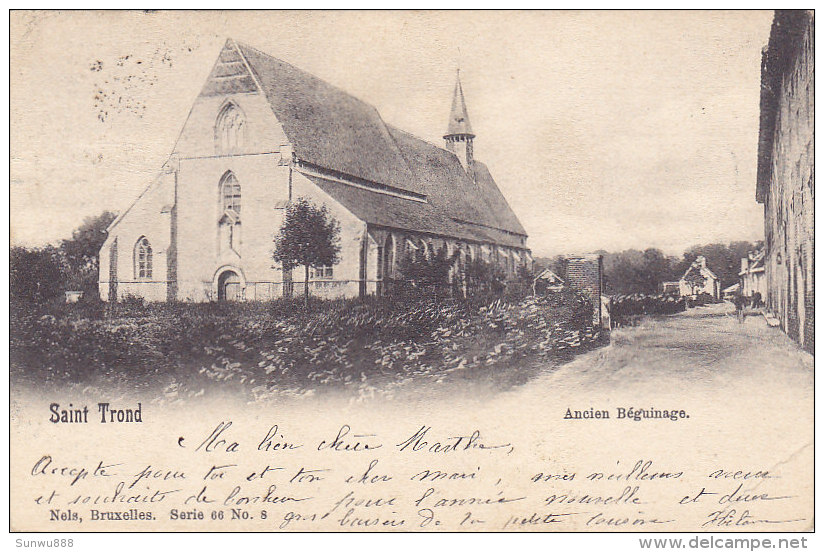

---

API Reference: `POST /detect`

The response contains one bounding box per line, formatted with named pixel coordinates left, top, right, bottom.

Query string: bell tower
left=444, top=70, right=475, bottom=177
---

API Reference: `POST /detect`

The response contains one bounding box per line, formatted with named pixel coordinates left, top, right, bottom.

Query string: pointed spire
left=444, top=70, right=474, bottom=138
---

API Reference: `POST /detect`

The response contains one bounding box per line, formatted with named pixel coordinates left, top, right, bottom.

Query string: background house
left=739, top=249, right=767, bottom=299
left=723, top=283, right=741, bottom=301
left=533, top=268, right=564, bottom=294
left=678, top=256, right=721, bottom=300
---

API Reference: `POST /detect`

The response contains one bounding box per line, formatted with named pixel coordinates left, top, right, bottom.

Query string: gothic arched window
left=216, top=102, right=246, bottom=154
left=135, top=237, right=153, bottom=279
left=219, top=172, right=241, bottom=255
left=220, top=172, right=241, bottom=216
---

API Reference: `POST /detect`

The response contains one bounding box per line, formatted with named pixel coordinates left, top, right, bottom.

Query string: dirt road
left=519, top=301, right=813, bottom=398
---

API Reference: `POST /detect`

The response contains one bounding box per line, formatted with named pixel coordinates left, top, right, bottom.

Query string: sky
left=10, top=10, right=773, bottom=257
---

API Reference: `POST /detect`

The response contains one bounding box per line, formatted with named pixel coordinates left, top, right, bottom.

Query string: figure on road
left=733, top=292, right=748, bottom=323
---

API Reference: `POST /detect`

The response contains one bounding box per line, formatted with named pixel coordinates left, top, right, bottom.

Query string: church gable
left=169, top=39, right=528, bottom=248
left=199, top=40, right=258, bottom=97
left=171, top=43, right=290, bottom=159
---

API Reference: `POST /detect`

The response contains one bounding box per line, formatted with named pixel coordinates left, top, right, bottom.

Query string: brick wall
left=563, top=255, right=603, bottom=326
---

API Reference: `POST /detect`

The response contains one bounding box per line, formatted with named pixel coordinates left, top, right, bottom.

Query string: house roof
left=304, top=170, right=526, bottom=249
left=739, top=249, right=765, bottom=275
left=681, top=263, right=718, bottom=282
left=229, top=40, right=527, bottom=246
left=750, top=250, right=765, bottom=269
left=534, top=268, right=563, bottom=283
left=748, top=257, right=764, bottom=272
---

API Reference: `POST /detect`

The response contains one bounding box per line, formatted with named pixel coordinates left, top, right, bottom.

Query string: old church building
left=99, top=39, right=531, bottom=302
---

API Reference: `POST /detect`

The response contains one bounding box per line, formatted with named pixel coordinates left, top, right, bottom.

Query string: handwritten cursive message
left=18, top=419, right=809, bottom=532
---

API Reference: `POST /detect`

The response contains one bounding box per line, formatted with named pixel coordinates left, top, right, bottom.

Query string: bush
left=687, top=292, right=716, bottom=307
left=397, top=245, right=454, bottom=290
left=609, top=293, right=686, bottom=327
left=10, top=246, right=64, bottom=302
left=10, top=291, right=604, bottom=399
left=464, top=258, right=507, bottom=295
left=121, top=294, right=147, bottom=308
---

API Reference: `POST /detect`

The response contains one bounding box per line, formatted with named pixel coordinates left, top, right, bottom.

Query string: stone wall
left=760, top=13, right=814, bottom=352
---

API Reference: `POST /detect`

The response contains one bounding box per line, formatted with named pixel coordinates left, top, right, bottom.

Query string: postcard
left=9, top=9, right=814, bottom=535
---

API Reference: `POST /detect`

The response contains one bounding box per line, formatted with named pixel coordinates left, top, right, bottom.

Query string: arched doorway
left=218, top=269, right=241, bottom=301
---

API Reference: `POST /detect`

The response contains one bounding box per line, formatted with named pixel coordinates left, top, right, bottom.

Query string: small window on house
left=135, top=237, right=153, bottom=279
left=311, top=266, right=334, bottom=279
left=221, top=172, right=241, bottom=215
left=216, top=102, right=246, bottom=154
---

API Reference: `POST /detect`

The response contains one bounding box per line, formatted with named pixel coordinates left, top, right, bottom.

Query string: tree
left=60, top=211, right=117, bottom=293
left=682, top=267, right=707, bottom=296
left=516, top=262, right=535, bottom=285
left=601, top=248, right=678, bottom=295
left=272, top=198, right=341, bottom=304
left=597, top=241, right=762, bottom=296
left=10, top=246, right=64, bottom=302
left=397, top=243, right=456, bottom=294
left=639, top=248, right=676, bottom=292
left=10, top=211, right=119, bottom=303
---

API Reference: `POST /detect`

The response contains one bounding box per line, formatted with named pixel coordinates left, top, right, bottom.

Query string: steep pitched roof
left=237, top=42, right=418, bottom=196
left=473, top=160, right=527, bottom=235
left=702, top=266, right=719, bottom=281
left=227, top=40, right=527, bottom=245
left=305, top=174, right=526, bottom=248
left=445, top=71, right=474, bottom=137
left=535, top=268, right=564, bottom=284
left=681, top=262, right=718, bottom=282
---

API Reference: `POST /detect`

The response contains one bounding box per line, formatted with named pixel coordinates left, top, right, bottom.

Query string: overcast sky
left=10, top=10, right=772, bottom=257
